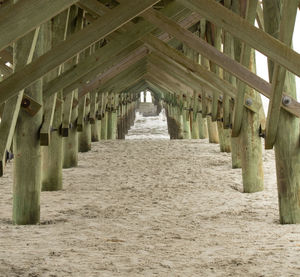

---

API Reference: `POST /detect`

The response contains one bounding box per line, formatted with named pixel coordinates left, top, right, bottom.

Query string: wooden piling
left=90, top=91, right=100, bottom=142
left=263, top=0, right=300, bottom=223
left=12, top=24, right=44, bottom=224
left=63, top=90, right=79, bottom=168
left=41, top=11, right=69, bottom=191
left=78, top=94, right=91, bottom=152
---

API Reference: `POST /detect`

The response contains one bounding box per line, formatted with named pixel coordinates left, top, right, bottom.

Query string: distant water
left=125, top=109, right=170, bottom=140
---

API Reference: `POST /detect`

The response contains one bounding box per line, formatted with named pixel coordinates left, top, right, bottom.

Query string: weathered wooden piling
left=41, top=11, right=69, bottom=191
left=90, top=90, right=100, bottom=142
left=12, top=23, right=44, bottom=224
left=263, top=0, right=300, bottom=223
left=78, top=93, right=92, bottom=152
left=62, top=6, right=82, bottom=168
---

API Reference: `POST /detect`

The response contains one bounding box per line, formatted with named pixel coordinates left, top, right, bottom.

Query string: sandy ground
left=1, top=112, right=300, bottom=276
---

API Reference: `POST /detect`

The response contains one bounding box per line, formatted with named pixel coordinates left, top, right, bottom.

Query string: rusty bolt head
left=21, top=98, right=30, bottom=108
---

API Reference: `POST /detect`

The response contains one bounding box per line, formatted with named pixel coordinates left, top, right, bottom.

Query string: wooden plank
left=77, top=0, right=107, bottom=16
left=61, top=92, right=74, bottom=137
left=231, top=0, right=258, bottom=137
left=77, top=95, right=87, bottom=132
left=264, top=0, right=300, bottom=224
left=201, top=88, right=208, bottom=118
left=39, top=9, right=70, bottom=146
left=256, top=2, right=264, bottom=30
left=0, top=60, right=12, bottom=77
left=0, top=27, right=40, bottom=177
left=206, top=23, right=221, bottom=121
left=144, top=36, right=260, bottom=112
left=47, top=42, right=145, bottom=98
left=0, top=49, right=13, bottom=63
left=223, top=0, right=235, bottom=129
left=40, top=94, right=57, bottom=146
left=42, top=2, right=191, bottom=100
left=148, top=63, right=195, bottom=96
left=141, top=8, right=300, bottom=118
left=146, top=68, right=194, bottom=97
left=264, top=0, right=298, bottom=149
left=78, top=48, right=148, bottom=98
left=89, top=90, right=98, bottom=124
left=97, top=60, right=147, bottom=94
left=21, top=93, right=42, bottom=116
left=177, top=0, right=300, bottom=77
left=148, top=54, right=208, bottom=95
left=0, top=0, right=77, bottom=52
left=0, top=0, right=160, bottom=104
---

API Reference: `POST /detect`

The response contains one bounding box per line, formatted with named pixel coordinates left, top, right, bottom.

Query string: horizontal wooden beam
left=0, top=0, right=77, bottom=52
left=0, top=0, right=160, bottom=104
left=177, top=0, right=300, bottom=77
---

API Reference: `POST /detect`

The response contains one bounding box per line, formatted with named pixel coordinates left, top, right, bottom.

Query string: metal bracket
left=21, top=94, right=42, bottom=116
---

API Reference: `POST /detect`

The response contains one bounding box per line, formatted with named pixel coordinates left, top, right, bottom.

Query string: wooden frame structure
left=0, top=0, right=300, bottom=224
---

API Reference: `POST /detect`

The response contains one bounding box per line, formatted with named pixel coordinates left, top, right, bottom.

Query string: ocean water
left=125, top=109, right=170, bottom=140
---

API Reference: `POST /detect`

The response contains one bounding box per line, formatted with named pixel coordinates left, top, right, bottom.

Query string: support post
left=263, top=0, right=300, bottom=223
left=78, top=93, right=91, bottom=152
left=12, top=23, right=44, bottom=224
left=41, top=10, right=69, bottom=191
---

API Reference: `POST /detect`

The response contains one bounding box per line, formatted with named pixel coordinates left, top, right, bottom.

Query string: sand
left=1, top=113, right=300, bottom=276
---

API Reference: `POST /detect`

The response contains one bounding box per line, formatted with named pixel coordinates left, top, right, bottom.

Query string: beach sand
left=0, top=112, right=300, bottom=276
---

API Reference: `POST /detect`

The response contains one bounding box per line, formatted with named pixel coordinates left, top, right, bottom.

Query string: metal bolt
left=21, top=98, right=30, bottom=108
left=245, top=98, right=253, bottom=106
left=282, top=96, right=292, bottom=106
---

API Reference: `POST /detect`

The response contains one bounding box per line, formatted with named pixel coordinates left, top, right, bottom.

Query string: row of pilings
left=12, top=89, right=137, bottom=225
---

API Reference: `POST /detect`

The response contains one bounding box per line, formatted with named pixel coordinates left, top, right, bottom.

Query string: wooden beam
left=39, top=9, right=70, bottom=146
left=256, top=2, right=264, bottom=30
left=206, top=23, right=222, bottom=121
left=97, top=59, right=147, bottom=94
left=176, top=0, right=300, bottom=77
left=147, top=67, right=194, bottom=97
left=148, top=54, right=207, bottom=96
left=144, top=35, right=260, bottom=112
left=0, top=60, right=12, bottom=77
left=0, top=0, right=160, bottom=104
left=0, top=49, right=13, bottom=63
left=231, top=0, right=258, bottom=137
left=42, top=3, right=193, bottom=100
left=265, top=0, right=298, bottom=149
left=40, top=94, right=57, bottom=145
left=46, top=42, right=145, bottom=98
left=78, top=48, right=148, bottom=98
left=0, top=0, right=77, bottom=52
left=141, top=8, right=300, bottom=118
left=0, top=27, right=40, bottom=177
left=77, top=0, right=107, bottom=16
